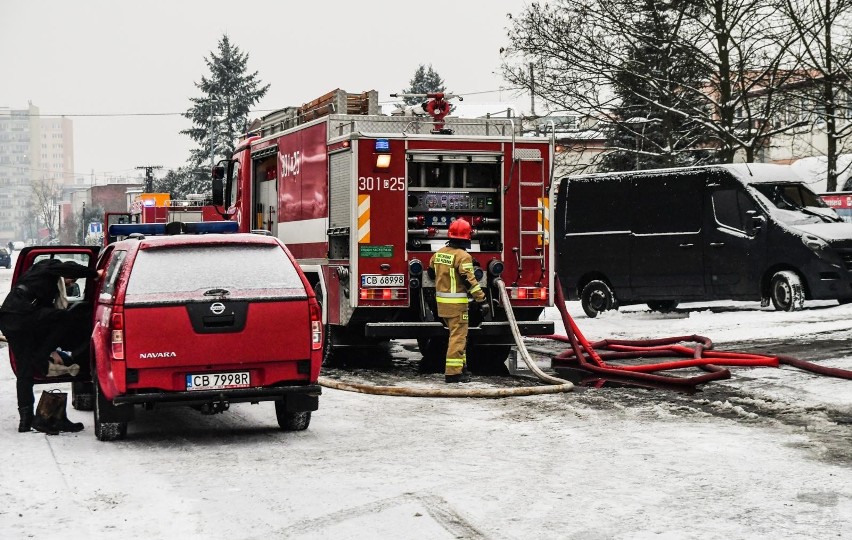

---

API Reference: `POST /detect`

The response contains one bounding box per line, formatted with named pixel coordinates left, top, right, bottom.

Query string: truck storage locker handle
left=679, top=243, right=695, bottom=248
left=709, top=242, right=725, bottom=247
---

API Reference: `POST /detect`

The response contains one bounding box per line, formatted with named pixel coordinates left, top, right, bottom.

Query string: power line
left=0, top=162, right=176, bottom=179
left=7, top=87, right=528, bottom=117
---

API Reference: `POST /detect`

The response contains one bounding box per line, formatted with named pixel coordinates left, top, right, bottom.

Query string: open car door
left=8, top=245, right=101, bottom=387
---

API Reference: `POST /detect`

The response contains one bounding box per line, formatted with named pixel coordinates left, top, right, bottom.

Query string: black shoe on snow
left=445, top=373, right=472, bottom=383
left=31, top=415, right=59, bottom=435
left=17, top=407, right=33, bottom=432
left=56, top=418, right=84, bottom=432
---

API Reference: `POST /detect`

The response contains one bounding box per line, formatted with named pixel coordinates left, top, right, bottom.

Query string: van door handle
left=709, top=242, right=725, bottom=247
left=679, top=243, right=694, bottom=248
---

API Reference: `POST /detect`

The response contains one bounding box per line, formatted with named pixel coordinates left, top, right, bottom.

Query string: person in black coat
left=0, top=259, right=100, bottom=433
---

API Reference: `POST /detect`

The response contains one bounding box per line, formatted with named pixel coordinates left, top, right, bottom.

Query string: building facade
left=0, top=102, right=75, bottom=244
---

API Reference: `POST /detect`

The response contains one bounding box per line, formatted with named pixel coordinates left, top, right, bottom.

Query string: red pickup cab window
left=124, top=244, right=306, bottom=302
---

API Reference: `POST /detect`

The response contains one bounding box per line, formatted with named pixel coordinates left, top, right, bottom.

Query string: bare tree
left=501, top=0, right=805, bottom=165
left=30, top=177, right=62, bottom=240
left=780, top=0, right=852, bottom=191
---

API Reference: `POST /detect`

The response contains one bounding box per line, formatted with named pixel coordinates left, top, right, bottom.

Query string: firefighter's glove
left=427, top=267, right=436, bottom=280
left=478, top=301, right=491, bottom=319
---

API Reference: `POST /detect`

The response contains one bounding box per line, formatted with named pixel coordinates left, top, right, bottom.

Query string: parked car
left=11, top=222, right=323, bottom=440
left=0, top=247, right=10, bottom=269
left=554, top=164, right=852, bottom=317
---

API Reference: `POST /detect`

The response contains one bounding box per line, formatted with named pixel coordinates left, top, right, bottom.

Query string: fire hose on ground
left=544, top=276, right=852, bottom=386
left=321, top=275, right=852, bottom=396
left=318, top=278, right=575, bottom=398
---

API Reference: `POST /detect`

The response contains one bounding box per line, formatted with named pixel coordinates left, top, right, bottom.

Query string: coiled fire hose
left=318, top=279, right=574, bottom=398
left=545, top=277, right=852, bottom=386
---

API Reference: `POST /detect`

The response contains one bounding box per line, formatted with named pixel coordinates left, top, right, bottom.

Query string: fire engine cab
left=211, top=89, right=555, bottom=368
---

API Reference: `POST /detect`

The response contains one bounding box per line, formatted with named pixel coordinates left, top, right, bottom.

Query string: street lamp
left=81, top=201, right=86, bottom=244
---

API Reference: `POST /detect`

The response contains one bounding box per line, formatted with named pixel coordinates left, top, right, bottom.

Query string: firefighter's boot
left=445, top=372, right=472, bottom=384
left=17, top=406, right=33, bottom=432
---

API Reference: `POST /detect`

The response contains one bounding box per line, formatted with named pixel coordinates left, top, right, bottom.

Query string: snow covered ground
left=1, top=259, right=851, bottom=539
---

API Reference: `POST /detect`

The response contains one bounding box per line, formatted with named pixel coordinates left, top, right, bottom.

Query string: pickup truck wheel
left=275, top=403, right=311, bottom=431
left=71, top=381, right=94, bottom=411
left=313, top=284, right=338, bottom=366
left=647, top=300, right=678, bottom=313
left=93, top=377, right=127, bottom=442
left=580, top=280, right=617, bottom=318
left=770, top=271, right=804, bottom=312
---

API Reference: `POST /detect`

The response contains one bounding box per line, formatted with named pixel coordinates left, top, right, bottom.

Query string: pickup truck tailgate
left=123, top=299, right=312, bottom=369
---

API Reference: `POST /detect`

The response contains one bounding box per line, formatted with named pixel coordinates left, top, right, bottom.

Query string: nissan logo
left=210, top=302, right=226, bottom=315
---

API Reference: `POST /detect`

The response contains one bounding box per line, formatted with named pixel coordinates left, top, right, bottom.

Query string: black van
left=554, top=164, right=852, bottom=317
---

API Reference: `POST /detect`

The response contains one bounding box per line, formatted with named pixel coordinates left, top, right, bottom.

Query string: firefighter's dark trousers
left=442, top=311, right=469, bottom=376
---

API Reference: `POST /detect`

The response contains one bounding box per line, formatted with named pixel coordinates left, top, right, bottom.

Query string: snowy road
left=1, top=262, right=851, bottom=539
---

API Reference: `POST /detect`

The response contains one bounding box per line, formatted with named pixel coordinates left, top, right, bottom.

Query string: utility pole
left=528, top=63, right=536, bottom=117
left=210, top=98, right=219, bottom=174
left=136, top=165, right=162, bottom=193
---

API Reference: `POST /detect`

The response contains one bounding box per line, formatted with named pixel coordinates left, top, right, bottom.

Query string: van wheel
left=580, top=280, right=617, bottom=318
left=770, top=271, right=805, bottom=312
left=93, top=377, right=127, bottom=442
left=275, top=403, right=311, bottom=431
left=647, top=300, right=678, bottom=313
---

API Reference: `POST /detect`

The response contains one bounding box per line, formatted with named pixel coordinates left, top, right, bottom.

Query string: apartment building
left=0, top=102, right=74, bottom=244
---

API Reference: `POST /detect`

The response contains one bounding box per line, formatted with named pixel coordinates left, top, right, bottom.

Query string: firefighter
left=0, top=259, right=99, bottom=433
left=428, top=218, right=491, bottom=383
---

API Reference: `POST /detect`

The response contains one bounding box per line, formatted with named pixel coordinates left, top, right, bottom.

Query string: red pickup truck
left=11, top=223, right=323, bottom=440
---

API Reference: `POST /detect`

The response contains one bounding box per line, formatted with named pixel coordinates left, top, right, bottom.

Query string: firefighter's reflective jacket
left=429, top=245, right=485, bottom=318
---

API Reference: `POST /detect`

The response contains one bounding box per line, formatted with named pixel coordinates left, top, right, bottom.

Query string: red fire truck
left=211, top=89, right=555, bottom=368
left=103, top=193, right=223, bottom=245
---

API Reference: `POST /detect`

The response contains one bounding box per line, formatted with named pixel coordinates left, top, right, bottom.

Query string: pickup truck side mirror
left=65, top=282, right=81, bottom=298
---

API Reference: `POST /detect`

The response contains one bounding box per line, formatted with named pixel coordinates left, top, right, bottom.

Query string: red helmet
left=448, top=218, right=472, bottom=240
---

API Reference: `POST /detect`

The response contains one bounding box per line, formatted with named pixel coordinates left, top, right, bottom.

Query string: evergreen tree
left=599, top=1, right=712, bottom=172
left=400, top=64, right=446, bottom=105
left=181, top=35, right=269, bottom=194
left=153, top=167, right=197, bottom=200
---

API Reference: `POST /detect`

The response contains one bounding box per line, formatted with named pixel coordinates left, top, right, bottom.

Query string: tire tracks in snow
left=266, top=492, right=487, bottom=539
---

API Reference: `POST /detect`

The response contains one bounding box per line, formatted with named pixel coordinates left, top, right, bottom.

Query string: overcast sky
left=0, top=0, right=535, bottom=185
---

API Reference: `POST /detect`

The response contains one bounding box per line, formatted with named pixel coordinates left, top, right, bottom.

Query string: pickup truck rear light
left=310, top=302, right=322, bottom=351
left=111, top=310, right=125, bottom=360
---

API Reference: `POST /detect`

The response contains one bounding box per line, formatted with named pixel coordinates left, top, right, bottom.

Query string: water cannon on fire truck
left=208, top=88, right=556, bottom=370
left=389, top=92, right=463, bottom=134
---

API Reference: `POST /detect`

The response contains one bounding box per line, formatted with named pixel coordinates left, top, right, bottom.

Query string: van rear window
left=125, top=244, right=305, bottom=298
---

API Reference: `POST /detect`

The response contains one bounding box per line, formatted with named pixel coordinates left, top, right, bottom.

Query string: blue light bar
left=375, top=138, right=390, bottom=152
left=186, top=221, right=239, bottom=234
left=108, top=221, right=238, bottom=237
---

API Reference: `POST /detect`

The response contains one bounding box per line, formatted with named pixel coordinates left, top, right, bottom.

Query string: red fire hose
left=546, top=278, right=852, bottom=387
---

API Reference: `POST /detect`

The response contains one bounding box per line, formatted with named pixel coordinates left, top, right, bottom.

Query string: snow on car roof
left=120, top=232, right=281, bottom=250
